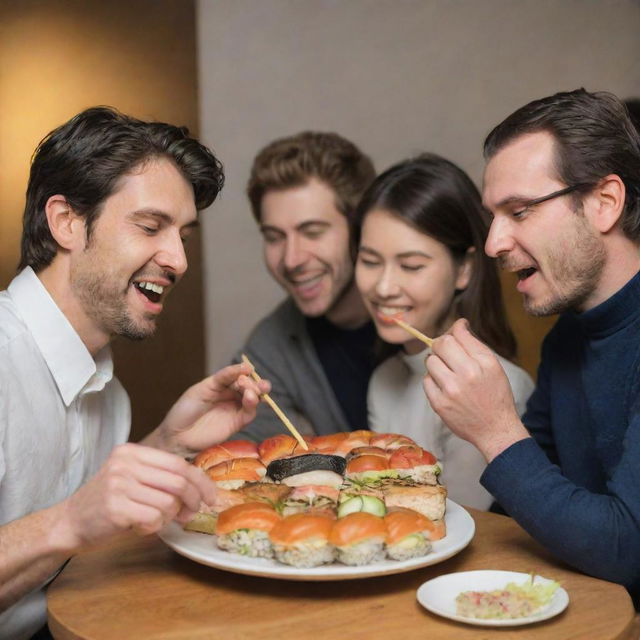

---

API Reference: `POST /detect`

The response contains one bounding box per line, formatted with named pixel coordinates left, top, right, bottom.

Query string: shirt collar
left=8, top=267, right=114, bottom=405
left=400, top=346, right=431, bottom=374
left=572, top=269, right=640, bottom=338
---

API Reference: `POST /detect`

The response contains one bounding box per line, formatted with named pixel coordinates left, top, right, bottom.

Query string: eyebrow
left=129, top=209, right=200, bottom=230
left=259, top=220, right=330, bottom=233
left=486, top=194, right=533, bottom=210
left=359, top=246, right=432, bottom=260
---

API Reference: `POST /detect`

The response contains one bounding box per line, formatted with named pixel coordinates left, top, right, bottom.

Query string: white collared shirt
left=0, top=267, right=130, bottom=640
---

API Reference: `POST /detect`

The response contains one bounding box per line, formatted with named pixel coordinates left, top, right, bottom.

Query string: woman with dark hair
left=354, top=153, right=533, bottom=510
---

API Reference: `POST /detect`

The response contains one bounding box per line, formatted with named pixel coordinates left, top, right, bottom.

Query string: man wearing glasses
left=423, top=89, right=640, bottom=608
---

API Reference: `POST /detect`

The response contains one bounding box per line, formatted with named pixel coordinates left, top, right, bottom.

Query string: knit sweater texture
left=482, top=270, right=640, bottom=607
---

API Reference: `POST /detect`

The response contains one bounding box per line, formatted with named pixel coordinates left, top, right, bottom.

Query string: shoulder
left=245, top=298, right=305, bottom=344
left=237, top=298, right=312, bottom=381
left=0, top=292, right=31, bottom=353
left=108, top=374, right=130, bottom=402
left=370, top=353, right=408, bottom=390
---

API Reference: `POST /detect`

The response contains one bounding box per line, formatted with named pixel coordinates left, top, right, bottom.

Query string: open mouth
left=517, top=267, right=537, bottom=281
left=134, top=281, right=164, bottom=304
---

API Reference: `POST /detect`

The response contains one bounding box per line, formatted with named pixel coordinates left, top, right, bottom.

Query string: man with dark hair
left=0, top=107, right=269, bottom=639
left=236, top=131, right=377, bottom=440
left=423, top=89, right=640, bottom=607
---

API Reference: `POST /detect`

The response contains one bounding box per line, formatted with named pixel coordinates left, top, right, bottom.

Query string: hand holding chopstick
left=241, top=354, right=309, bottom=450
left=390, top=317, right=433, bottom=347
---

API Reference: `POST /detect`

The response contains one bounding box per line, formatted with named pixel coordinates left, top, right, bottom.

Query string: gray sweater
left=233, top=299, right=352, bottom=441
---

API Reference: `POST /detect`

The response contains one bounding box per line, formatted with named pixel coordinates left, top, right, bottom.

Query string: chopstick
left=391, top=317, right=433, bottom=347
left=241, top=354, right=309, bottom=450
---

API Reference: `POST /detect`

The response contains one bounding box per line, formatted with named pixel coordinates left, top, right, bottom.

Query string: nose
left=283, top=236, right=308, bottom=271
left=374, top=265, right=401, bottom=298
left=156, top=229, right=188, bottom=276
left=485, top=215, right=515, bottom=258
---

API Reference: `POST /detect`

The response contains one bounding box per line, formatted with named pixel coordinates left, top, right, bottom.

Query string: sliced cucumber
left=337, top=495, right=386, bottom=518
left=360, top=495, right=386, bottom=516
left=337, top=496, right=364, bottom=517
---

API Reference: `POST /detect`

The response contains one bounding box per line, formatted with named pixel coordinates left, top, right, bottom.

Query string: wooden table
left=47, top=508, right=636, bottom=639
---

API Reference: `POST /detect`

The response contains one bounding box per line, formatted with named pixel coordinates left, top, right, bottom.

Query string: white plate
left=417, top=570, right=569, bottom=626
left=158, top=499, right=474, bottom=581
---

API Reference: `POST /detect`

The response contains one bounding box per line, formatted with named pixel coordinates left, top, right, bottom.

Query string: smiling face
left=356, top=208, right=471, bottom=353
left=69, top=156, right=197, bottom=343
left=482, top=131, right=605, bottom=315
left=260, top=178, right=358, bottom=322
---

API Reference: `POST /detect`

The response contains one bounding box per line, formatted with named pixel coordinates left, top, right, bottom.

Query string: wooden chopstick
left=241, top=354, right=309, bottom=450
left=391, top=317, right=433, bottom=347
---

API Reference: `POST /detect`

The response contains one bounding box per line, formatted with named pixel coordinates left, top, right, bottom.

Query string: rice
left=273, top=540, right=336, bottom=568
left=216, top=529, right=274, bottom=558
left=335, top=538, right=385, bottom=566
left=386, top=533, right=431, bottom=561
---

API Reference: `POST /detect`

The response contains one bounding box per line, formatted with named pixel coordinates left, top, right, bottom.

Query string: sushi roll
left=369, top=433, right=418, bottom=451
left=183, top=485, right=249, bottom=535
left=388, top=446, right=442, bottom=485
left=309, top=432, right=349, bottom=455
left=269, top=513, right=335, bottom=567
left=338, top=478, right=386, bottom=503
left=345, top=446, right=388, bottom=462
left=335, top=430, right=374, bottom=456
left=206, top=457, right=267, bottom=489
left=345, top=454, right=397, bottom=483
left=183, top=510, right=219, bottom=535
left=267, top=453, right=346, bottom=487
left=384, top=507, right=433, bottom=561
left=329, top=512, right=387, bottom=566
left=216, top=502, right=281, bottom=558
left=258, top=434, right=315, bottom=465
left=281, top=485, right=340, bottom=516
left=237, top=481, right=292, bottom=506
left=193, top=440, right=259, bottom=469
left=382, top=482, right=447, bottom=525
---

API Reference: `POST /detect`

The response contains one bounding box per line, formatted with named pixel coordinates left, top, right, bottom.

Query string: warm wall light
left=0, top=0, right=204, bottom=441
left=0, top=0, right=198, bottom=288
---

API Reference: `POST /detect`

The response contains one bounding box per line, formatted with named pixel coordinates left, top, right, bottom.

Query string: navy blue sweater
left=482, top=271, right=640, bottom=607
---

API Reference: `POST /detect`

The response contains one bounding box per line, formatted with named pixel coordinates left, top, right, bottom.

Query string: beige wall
left=197, top=0, right=640, bottom=379
left=0, top=0, right=203, bottom=441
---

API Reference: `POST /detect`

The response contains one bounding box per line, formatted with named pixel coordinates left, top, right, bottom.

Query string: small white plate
left=417, top=570, right=569, bottom=627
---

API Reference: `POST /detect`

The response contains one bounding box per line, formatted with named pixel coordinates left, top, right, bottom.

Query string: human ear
left=454, top=247, right=475, bottom=291
left=588, top=174, right=625, bottom=234
left=45, top=195, right=86, bottom=250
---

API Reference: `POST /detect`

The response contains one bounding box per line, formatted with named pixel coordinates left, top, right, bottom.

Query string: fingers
left=126, top=444, right=218, bottom=505
left=428, top=318, right=497, bottom=379
left=234, top=373, right=270, bottom=403
left=104, top=444, right=216, bottom=533
left=210, top=363, right=269, bottom=394
left=194, top=365, right=271, bottom=408
left=422, top=372, right=442, bottom=408
left=450, top=318, right=496, bottom=359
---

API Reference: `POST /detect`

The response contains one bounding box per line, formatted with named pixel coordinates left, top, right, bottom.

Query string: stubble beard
left=284, top=254, right=355, bottom=320
left=522, top=219, right=606, bottom=317
left=71, top=253, right=157, bottom=342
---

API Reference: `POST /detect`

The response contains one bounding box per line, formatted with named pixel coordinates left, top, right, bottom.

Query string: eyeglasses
left=513, top=183, right=593, bottom=216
